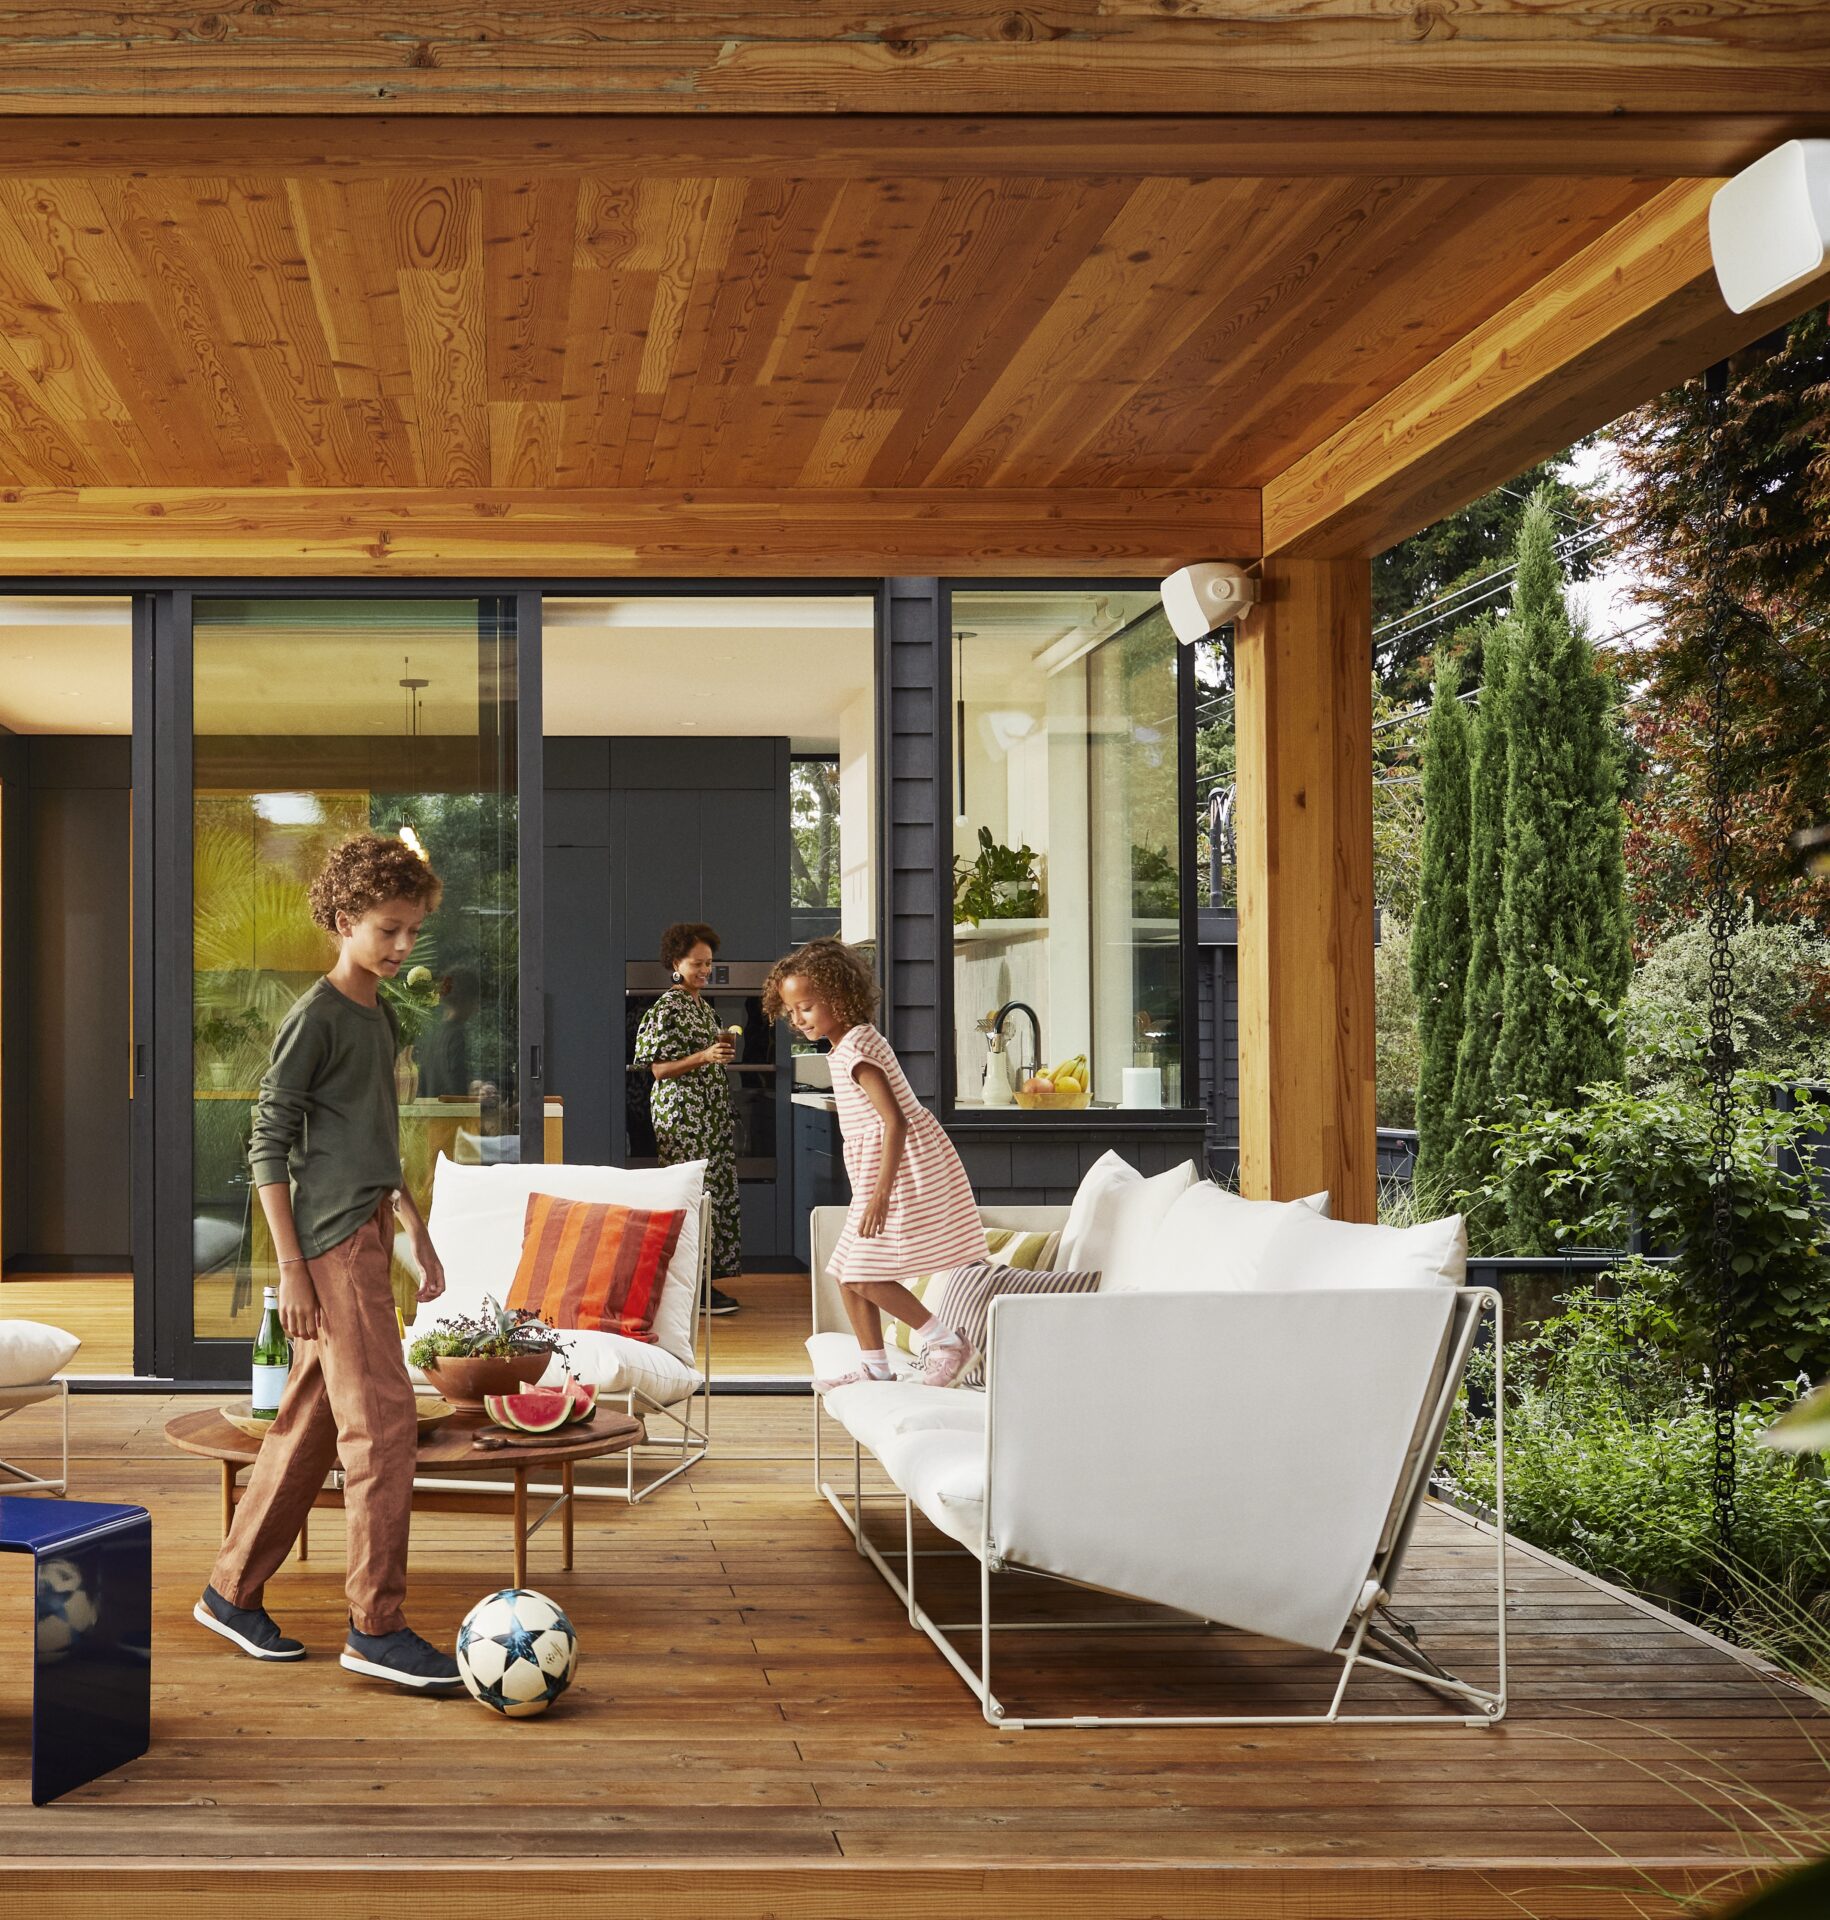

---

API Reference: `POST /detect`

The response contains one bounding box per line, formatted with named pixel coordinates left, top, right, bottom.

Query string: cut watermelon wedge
left=482, top=1389, right=572, bottom=1435
left=557, top=1376, right=599, bottom=1425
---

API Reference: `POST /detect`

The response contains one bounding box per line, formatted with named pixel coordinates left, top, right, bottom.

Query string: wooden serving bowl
left=416, top=1351, right=551, bottom=1411
left=220, top=1397, right=456, bottom=1440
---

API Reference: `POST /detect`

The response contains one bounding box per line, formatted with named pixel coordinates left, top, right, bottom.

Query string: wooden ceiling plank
left=1260, top=178, right=1830, bottom=558
left=483, top=175, right=578, bottom=406
left=0, top=483, right=1262, bottom=576
left=392, top=177, right=489, bottom=490
left=0, top=344, right=103, bottom=487
left=0, top=8, right=1821, bottom=118
left=487, top=398, right=564, bottom=491
left=0, top=114, right=1825, bottom=180
left=863, top=178, right=1140, bottom=488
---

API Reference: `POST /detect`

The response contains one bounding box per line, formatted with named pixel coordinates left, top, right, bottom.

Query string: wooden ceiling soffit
left=3, top=115, right=1829, bottom=181
left=0, top=486, right=1261, bottom=579
left=1261, top=179, right=1830, bottom=560
left=0, top=5, right=1823, bottom=117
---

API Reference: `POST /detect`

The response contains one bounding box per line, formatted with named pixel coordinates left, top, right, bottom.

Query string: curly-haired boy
left=195, top=833, right=461, bottom=1690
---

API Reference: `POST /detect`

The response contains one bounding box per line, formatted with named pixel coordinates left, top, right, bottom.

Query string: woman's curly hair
left=762, top=938, right=880, bottom=1029
left=307, top=834, right=442, bottom=935
left=660, top=921, right=720, bottom=970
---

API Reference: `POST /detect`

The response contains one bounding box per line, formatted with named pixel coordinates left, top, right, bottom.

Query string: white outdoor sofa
left=415, top=1152, right=714, bottom=1503
left=806, top=1168, right=1505, bottom=1731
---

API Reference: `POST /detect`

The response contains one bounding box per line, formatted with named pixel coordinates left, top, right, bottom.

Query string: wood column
left=1233, top=557, right=1377, bottom=1222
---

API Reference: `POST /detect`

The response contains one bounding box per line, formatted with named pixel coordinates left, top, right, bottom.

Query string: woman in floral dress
left=633, top=922, right=743, bottom=1314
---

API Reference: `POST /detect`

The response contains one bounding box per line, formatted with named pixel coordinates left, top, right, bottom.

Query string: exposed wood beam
left=0, top=486, right=1260, bottom=578
left=1262, top=178, right=1830, bottom=560
left=1233, top=556, right=1377, bottom=1223
left=1, top=114, right=1827, bottom=180
left=0, top=5, right=1823, bottom=118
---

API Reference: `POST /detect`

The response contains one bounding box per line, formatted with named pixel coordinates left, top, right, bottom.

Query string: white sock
left=860, top=1348, right=891, bottom=1378
left=914, top=1316, right=959, bottom=1347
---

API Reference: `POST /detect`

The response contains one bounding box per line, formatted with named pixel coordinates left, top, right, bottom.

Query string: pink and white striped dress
left=826, top=1024, right=984, bottom=1288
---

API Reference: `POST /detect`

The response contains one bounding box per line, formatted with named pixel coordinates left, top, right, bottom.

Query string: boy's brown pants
left=211, top=1197, right=417, bottom=1637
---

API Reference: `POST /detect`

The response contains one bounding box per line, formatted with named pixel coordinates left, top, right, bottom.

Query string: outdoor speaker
left=1710, top=141, right=1830, bottom=315
left=1160, top=562, right=1259, bottom=645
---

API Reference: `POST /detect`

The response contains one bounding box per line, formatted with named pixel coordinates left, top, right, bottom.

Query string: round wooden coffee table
left=164, top=1404, right=644, bottom=1587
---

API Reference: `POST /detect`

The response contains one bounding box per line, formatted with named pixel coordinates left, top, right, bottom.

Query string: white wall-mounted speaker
left=1710, top=141, right=1830, bottom=315
left=1160, top=562, right=1259, bottom=645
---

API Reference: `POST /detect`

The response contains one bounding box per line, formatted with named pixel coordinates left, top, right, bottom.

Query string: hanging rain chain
left=1702, top=361, right=1741, bottom=1578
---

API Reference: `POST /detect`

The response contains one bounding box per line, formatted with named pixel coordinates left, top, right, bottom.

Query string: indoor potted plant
left=407, top=1295, right=570, bottom=1409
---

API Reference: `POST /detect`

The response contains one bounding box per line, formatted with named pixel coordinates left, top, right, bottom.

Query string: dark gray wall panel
left=612, top=736, right=775, bottom=791
left=0, top=727, right=26, bottom=1265
left=544, top=844, right=614, bottom=1167
left=882, top=576, right=944, bottom=1108
left=621, top=788, right=696, bottom=961
left=544, top=737, right=610, bottom=789
left=544, top=788, right=612, bottom=848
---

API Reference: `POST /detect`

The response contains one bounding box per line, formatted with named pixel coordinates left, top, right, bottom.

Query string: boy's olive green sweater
left=248, top=978, right=403, bottom=1259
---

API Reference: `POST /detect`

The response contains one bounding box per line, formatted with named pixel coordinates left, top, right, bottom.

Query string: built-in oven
left=623, top=961, right=780, bottom=1183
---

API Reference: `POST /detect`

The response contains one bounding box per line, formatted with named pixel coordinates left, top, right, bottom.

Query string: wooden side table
left=165, top=1406, right=643, bottom=1588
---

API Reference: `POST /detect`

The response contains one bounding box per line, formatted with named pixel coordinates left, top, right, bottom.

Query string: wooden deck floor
left=1, top=1392, right=1824, bottom=1918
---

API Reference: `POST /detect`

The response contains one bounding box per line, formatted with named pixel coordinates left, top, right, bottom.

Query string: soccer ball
left=455, top=1588, right=579, bottom=1718
left=35, top=1556, right=99, bottom=1664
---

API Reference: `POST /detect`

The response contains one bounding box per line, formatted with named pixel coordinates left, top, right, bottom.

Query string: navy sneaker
left=341, top=1622, right=463, bottom=1692
left=708, top=1287, right=741, bottom=1315
left=193, top=1584, right=307, bottom=1661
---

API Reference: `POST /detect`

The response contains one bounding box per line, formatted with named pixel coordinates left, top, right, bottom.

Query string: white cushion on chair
left=809, top=1333, right=985, bottom=1459
left=424, top=1153, right=706, bottom=1365
left=1059, top=1151, right=1198, bottom=1292
left=1258, top=1205, right=1467, bottom=1291
left=0, top=1321, right=80, bottom=1388
left=881, top=1427, right=986, bottom=1552
left=540, top=1328, right=704, bottom=1408
left=1142, top=1182, right=1326, bottom=1294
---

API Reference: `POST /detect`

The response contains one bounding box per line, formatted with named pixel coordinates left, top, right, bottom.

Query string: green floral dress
left=633, top=987, right=743, bottom=1280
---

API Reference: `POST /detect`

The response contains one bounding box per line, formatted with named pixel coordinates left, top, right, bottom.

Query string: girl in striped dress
left=763, top=939, right=984, bottom=1390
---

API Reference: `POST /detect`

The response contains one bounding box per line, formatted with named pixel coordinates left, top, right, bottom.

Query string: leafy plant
left=952, top=827, right=1043, bottom=926
left=406, top=1294, right=570, bottom=1368
left=1130, top=841, right=1179, bottom=919
left=1465, top=972, right=1830, bottom=1380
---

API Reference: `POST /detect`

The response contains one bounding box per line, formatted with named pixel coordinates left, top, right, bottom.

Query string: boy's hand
left=278, top=1262, right=321, bottom=1341
left=410, top=1229, right=447, bottom=1305
left=859, top=1191, right=889, bottom=1239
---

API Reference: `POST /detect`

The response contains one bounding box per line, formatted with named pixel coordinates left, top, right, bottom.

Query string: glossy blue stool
left=1, top=1495, right=151, bottom=1804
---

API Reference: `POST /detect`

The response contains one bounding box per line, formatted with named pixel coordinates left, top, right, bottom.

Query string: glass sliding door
left=179, top=595, right=525, bottom=1367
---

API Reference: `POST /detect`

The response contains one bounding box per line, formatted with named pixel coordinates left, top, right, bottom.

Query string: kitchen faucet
left=991, top=1000, right=1043, bottom=1087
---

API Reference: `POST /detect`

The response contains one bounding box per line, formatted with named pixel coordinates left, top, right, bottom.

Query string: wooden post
left=1233, top=557, right=1377, bottom=1222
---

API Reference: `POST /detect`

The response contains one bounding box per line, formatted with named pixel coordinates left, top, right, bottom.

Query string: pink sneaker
left=917, top=1335, right=977, bottom=1389
left=813, top=1364, right=893, bottom=1393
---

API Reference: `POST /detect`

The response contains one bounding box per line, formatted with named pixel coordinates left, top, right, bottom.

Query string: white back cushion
left=1142, top=1181, right=1324, bottom=1294
left=1059, top=1151, right=1199, bottom=1293
left=425, top=1153, right=706, bottom=1364
left=1257, top=1204, right=1467, bottom=1292
left=0, top=1320, right=80, bottom=1386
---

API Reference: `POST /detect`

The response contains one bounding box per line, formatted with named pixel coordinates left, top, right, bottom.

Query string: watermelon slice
left=483, top=1389, right=572, bottom=1435
left=557, top=1377, right=599, bottom=1425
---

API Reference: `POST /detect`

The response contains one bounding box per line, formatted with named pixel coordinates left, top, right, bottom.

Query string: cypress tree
left=1492, top=492, right=1631, bottom=1250
left=1445, top=613, right=1513, bottom=1214
left=1410, top=662, right=1473, bottom=1198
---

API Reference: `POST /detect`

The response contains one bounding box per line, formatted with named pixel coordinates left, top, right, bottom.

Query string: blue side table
left=1, top=1495, right=151, bottom=1804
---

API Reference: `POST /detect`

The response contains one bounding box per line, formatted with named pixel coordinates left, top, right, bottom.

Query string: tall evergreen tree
left=1410, top=662, right=1473, bottom=1197
left=1446, top=614, right=1513, bottom=1208
left=1490, top=494, right=1631, bottom=1249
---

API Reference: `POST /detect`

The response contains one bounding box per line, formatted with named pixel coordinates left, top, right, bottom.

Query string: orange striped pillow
left=507, top=1193, right=687, bottom=1343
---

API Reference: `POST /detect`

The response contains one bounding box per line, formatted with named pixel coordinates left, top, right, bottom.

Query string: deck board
left=0, top=1392, right=1823, bottom=1917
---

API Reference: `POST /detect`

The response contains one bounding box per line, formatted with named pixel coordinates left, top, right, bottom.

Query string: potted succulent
left=407, top=1295, right=570, bottom=1410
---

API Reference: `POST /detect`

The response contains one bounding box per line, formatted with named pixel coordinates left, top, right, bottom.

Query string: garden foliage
left=1411, top=664, right=1472, bottom=1190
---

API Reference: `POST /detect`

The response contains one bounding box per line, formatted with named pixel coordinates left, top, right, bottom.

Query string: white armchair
left=807, top=1174, right=1505, bottom=1731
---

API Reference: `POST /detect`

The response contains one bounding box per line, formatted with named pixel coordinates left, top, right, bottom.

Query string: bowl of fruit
left=1015, top=1054, right=1091, bottom=1110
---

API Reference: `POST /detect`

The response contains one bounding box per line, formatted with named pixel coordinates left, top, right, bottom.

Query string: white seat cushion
left=0, top=1320, right=80, bottom=1388
left=808, top=1333, right=985, bottom=1459
left=880, top=1427, right=986, bottom=1552
left=425, top=1153, right=706, bottom=1366
left=1059, top=1151, right=1199, bottom=1292
left=1142, top=1182, right=1329, bottom=1294
left=1258, top=1204, right=1467, bottom=1291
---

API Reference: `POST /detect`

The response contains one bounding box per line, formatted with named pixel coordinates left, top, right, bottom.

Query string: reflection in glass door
left=186, top=598, right=522, bottom=1350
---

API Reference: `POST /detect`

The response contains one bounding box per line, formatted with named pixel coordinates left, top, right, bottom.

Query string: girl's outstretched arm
left=851, top=1061, right=906, bottom=1239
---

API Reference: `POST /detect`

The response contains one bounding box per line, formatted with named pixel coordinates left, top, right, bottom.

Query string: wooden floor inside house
left=0, top=1390, right=1824, bottom=1918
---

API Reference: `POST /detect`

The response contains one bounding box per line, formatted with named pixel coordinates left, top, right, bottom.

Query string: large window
left=190, top=597, right=520, bottom=1340
left=949, top=590, right=1186, bottom=1113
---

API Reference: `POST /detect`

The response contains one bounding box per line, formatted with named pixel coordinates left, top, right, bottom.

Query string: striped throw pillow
left=929, top=1262, right=1100, bottom=1388
left=886, top=1225, right=1066, bottom=1356
left=508, top=1192, right=687, bottom=1342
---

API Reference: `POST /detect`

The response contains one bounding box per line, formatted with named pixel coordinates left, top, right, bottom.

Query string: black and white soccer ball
left=455, top=1588, right=579, bottom=1718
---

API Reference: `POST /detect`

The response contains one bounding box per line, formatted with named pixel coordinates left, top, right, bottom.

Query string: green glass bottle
left=251, top=1285, right=291, bottom=1421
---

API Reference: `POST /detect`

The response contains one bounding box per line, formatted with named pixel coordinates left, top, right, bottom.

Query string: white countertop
left=791, top=1091, right=838, bottom=1113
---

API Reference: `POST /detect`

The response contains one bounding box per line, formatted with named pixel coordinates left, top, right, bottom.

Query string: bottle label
left=251, top=1364, right=290, bottom=1418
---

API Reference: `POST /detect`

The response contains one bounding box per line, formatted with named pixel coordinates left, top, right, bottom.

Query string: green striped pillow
left=887, top=1226, right=1063, bottom=1355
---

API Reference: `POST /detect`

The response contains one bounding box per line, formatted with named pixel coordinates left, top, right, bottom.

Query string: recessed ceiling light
left=680, top=719, right=698, bottom=727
